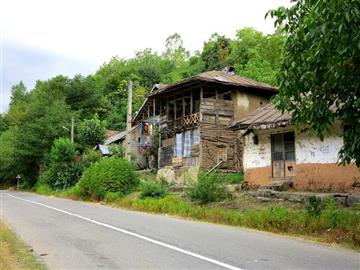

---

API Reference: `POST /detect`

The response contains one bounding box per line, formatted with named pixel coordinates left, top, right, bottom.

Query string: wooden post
left=182, top=96, right=185, bottom=117
left=158, top=129, right=161, bottom=169
left=200, top=86, right=203, bottom=122
left=16, top=175, right=21, bottom=190
left=174, top=97, right=177, bottom=120
left=71, top=116, right=74, bottom=143
left=190, top=89, right=193, bottom=114
left=153, top=98, right=156, bottom=117
left=166, top=98, right=169, bottom=119
left=125, top=80, right=133, bottom=162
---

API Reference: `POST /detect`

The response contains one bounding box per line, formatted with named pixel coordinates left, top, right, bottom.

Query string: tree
left=78, top=114, right=106, bottom=147
left=230, top=28, right=264, bottom=68
left=0, top=114, right=8, bottom=135
left=164, top=33, right=189, bottom=67
left=236, top=30, right=285, bottom=85
left=0, top=128, right=17, bottom=183
left=201, top=33, right=232, bottom=70
left=268, top=0, right=360, bottom=166
left=65, top=75, right=101, bottom=119
left=9, top=81, right=27, bottom=108
left=41, top=137, right=81, bottom=189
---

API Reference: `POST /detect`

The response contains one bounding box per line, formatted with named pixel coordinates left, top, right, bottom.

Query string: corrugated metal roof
left=148, top=70, right=277, bottom=97
left=104, top=130, right=127, bottom=145
left=231, top=103, right=291, bottom=130
left=104, top=125, right=140, bottom=145
left=98, top=144, right=110, bottom=155
left=105, top=130, right=120, bottom=138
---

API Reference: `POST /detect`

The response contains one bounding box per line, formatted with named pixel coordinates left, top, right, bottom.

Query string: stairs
left=258, top=180, right=293, bottom=192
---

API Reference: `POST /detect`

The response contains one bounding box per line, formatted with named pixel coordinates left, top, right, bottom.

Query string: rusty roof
left=105, top=130, right=120, bottom=138
left=148, top=70, right=277, bottom=97
left=231, top=103, right=291, bottom=130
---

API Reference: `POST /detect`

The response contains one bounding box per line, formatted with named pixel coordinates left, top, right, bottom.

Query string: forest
left=1, top=0, right=359, bottom=188
left=0, top=27, right=285, bottom=186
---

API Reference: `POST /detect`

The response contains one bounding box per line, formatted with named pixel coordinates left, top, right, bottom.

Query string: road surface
left=1, top=191, right=359, bottom=269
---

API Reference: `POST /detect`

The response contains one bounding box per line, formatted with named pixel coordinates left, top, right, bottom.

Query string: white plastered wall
left=243, top=124, right=343, bottom=169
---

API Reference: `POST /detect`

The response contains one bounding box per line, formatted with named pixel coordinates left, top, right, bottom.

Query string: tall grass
left=114, top=195, right=360, bottom=249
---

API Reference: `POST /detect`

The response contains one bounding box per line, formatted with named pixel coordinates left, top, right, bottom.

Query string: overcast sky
left=0, top=0, right=290, bottom=113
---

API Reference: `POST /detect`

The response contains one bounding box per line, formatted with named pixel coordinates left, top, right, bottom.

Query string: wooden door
left=271, top=132, right=296, bottom=178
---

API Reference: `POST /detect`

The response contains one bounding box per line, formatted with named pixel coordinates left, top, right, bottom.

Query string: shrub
left=307, top=196, right=322, bottom=218
left=78, top=157, right=139, bottom=200
left=109, top=145, right=125, bottom=158
left=139, top=181, right=167, bottom=199
left=225, top=172, right=244, bottom=184
left=81, top=149, right=102, bottom=168
left=187, top=170, right=228, bottom=203
left=41, top=138, right=82, bottom=189
left=49, top=137, right=76, bottom=164
left=50, top=163, right=83, bottom=189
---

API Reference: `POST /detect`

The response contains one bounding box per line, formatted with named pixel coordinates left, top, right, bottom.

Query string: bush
left=108, top=145, right=125, bottom=158
left=139, top=181, right=167, bottom=199
left=81, top=149, right=102, bottom=168
left=49, top=137, right=76, bottom=164
left=187, top=170, right=228, bottom=203
left=78, top=157, right=139, bottom=200
left=307, top=196, right=322, bottom=218
left=225, top=172, right=244, bottom=184
left=40, top=138, right=82, bottom=189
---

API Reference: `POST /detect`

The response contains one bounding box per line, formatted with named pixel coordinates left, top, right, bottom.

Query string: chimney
left=222, top=66, right=235, bottom=75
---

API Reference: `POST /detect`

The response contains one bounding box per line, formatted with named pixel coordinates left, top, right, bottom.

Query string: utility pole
left=71, top=116, right=74, bottom=143
left=125, top=80, right=132, bottom=161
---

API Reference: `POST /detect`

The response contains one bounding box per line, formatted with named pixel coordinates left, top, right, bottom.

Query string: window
left=271, top=132, right=296, bottom=178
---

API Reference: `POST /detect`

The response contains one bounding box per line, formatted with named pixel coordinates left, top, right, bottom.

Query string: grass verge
left=32, top=184, right=360, bottom=251
left=0, top=222, right=47, bottom=270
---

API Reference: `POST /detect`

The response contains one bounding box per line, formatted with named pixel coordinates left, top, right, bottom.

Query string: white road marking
left=6, top=193, right=244, bottom=270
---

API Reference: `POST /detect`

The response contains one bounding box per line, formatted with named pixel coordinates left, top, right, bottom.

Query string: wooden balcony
left=160, top=112, right=200, bottom=130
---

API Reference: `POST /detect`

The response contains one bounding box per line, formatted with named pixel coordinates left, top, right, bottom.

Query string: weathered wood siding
left=200, top=98, right=243, bottom=171
left=159, top=145, right=173, bottom=167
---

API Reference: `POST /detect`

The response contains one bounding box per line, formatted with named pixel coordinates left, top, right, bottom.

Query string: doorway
left=271, top=132, right=296, bottom=178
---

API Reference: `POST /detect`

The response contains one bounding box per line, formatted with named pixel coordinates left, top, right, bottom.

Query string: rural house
left=231, top=103, right=360, bottom=191
left=132, top=68, right=277, bottom=181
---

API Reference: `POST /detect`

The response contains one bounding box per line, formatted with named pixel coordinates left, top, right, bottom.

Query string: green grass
left=225, top=172, right=244, bottom=184
left=113, top=195, right=360, bottom=249
left=32, top=183, right=360, bottom=250
left=0, top=222, right=47, bottom=270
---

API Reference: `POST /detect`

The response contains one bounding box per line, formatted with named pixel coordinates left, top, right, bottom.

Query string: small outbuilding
left=232, top=103, right=360, bottom=192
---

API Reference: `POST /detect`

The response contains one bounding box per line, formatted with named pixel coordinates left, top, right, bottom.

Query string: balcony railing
left=160, top=112, right=200, bottom=130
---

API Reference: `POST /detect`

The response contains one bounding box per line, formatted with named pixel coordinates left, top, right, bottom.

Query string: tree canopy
left=268, top=0, right=360, bottom=166
left=0, top=28, right=284, bottom=186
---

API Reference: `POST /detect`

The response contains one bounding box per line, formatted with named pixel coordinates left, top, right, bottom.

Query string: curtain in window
left=192, top=128, right=199, bottom=145
left=184, top=130, right=191, bottom=157
left=176, top=133, right=182, bottom=157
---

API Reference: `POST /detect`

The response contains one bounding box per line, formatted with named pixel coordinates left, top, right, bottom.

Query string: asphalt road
left=1, top=191, right=359, bottom=270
